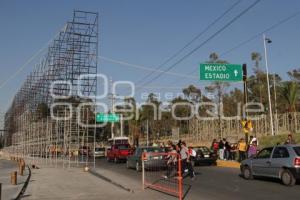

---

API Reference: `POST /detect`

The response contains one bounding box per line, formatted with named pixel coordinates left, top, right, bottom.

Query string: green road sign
left=96, top=113, right=120, bottom=122
left=199, top=63, right=243, bottom=82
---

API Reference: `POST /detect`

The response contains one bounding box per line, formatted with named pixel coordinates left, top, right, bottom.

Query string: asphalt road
left=0, top=158, right=16, bottom=169
left=95, top=158, right=300, bottom=200
left=0, top=159, right=28, bottom=200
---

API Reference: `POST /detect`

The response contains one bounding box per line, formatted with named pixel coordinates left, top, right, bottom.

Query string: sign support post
left=242, top=64, right=249, bottom=144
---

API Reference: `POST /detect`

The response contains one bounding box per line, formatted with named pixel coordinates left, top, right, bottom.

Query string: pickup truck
left=106, top=144, right=132, bottom=163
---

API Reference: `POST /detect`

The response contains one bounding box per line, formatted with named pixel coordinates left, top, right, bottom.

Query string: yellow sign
left=241, top=120, right=253, bottom=133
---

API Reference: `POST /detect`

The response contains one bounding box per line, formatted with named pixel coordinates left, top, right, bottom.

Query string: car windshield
left=256, top=147, right=273, bottom=159
left=293, top=147, right=300, bottom=156
left=95, top=148, right=105, bottom=151
left=194, top=147, right=210, bottom=153
left=115, top=140, right=129, bottom=145
left=118, top=145, right=130, bottom=150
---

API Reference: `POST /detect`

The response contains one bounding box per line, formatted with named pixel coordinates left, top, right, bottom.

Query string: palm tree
left=287, top=69, right=300, bottom=82
left=205, top=53, right=230, bottom=138
left=251, top=52, right=263, bottom=103
left=182, top=84, right=201, bottom=103
left=281, top=81, right=299, bottom=132
left=281, top=81, right=298, bottom=112
left=251, top=52, right=262, bottom=71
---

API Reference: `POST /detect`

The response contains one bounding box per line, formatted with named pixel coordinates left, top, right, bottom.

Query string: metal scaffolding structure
left=3, top=10, right=99, bottom=168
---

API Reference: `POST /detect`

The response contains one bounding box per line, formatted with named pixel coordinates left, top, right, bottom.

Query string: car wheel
left=136, top=162, right=141, bottom=172
left=281, top=169, right=296, bottom=186
left=242, top=166, right=253, bottom=180
left=114, top=157, right=118, bottom=164
left=106, top=157, right=110, bottom=162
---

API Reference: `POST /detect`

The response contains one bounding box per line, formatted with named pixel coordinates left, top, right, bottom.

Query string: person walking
left=180, top=141, right=195, bottom=180
left=163, top=145, right=178, bottom=179
left=238, top=138, right=247, bottom=162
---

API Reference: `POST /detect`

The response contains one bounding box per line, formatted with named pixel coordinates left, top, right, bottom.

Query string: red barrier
left=142, top=152, right=182, bottom=200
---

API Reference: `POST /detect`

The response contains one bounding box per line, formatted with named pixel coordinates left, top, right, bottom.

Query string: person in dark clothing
left=218, top=139, right=225, bottom=160
left=230, top=144, right=238, bottom=161
left=224, top=140, right=231, bottom=160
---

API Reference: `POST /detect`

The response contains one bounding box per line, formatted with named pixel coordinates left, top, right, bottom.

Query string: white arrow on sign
left=234, top=70, right=238, bottom=77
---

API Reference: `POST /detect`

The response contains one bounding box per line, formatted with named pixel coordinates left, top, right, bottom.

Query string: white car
left=94, top=147, right=106, bottom=158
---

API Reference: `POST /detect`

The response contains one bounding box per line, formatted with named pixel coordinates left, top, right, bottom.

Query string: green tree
left=182, top=84, right=201, bottom=103
left=281, top=81, right=299, bottom=112
left=205, top=53, right=230, bottom=138
left=251, top=52, right=263, bottom=102
left=170, top=96, right=191, bottom=134
left=287, top=68, right=300, bottom=82
left=139, top=93, right=162, bottom=140
left=251, top=52, right=262, bottom=72
left=222, top=88, right=243, bottom=117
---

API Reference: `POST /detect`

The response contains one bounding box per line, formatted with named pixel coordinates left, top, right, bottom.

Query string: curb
left=89, top=169, right=134, bottom=193
left=15, top=165, right=31, bottom=200
left=216, top=160, right=240, bottom=169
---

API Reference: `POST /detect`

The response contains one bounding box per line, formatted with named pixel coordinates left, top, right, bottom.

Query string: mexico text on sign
left=199, top=63, right=243, bottom=82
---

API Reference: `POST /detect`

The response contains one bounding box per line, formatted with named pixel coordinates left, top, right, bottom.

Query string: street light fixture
left=266, top=38, right=272, bottom=43
left=263, top=34, right=274, bottom=136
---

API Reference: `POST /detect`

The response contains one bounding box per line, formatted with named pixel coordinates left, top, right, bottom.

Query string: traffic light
left=242, top=64, right=247, bottom=81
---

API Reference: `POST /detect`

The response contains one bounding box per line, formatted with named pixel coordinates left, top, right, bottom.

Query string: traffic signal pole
left=243, top=64, right=249, bottom=144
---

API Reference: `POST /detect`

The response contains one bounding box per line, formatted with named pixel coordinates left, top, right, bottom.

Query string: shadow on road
left=238, top=173, right=300, bottom=186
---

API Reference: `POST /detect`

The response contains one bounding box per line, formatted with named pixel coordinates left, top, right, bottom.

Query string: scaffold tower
left=3, top=10, right=99, bottom=168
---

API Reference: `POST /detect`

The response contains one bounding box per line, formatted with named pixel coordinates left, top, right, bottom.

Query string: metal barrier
left=142, top=152, right=182, bottom=200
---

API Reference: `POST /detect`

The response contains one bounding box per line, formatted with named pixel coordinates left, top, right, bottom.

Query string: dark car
left=191, top=146, right=217, bottom=166
left=126, top=147, right=166, bottom=171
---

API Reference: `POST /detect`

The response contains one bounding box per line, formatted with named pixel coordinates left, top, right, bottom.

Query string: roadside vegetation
left=259, top=133, right=300, bottom=148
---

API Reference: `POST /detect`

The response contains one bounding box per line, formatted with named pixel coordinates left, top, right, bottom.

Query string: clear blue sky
left=0, top=0, right=300, bottom=112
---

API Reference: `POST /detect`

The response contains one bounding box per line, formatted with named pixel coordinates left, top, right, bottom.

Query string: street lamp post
left=273, top=73, right=279, bottom=135
left=263, top=34, right=274, bottom=136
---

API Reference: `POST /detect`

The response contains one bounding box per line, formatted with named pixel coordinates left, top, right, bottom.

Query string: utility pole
left=273, top=73, right=279, bottom=135
left=146, top=120, right=149, bottom=146
left=110, top=78, right=115, bottom=139
left=263, top=34, right=274, bottom=136
left=109, top=78, right=124, bottom=138
left=120, top=114, right=123, bottom=137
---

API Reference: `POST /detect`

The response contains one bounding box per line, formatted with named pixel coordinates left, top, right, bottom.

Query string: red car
left=106, top=144, right=132, bottom=163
